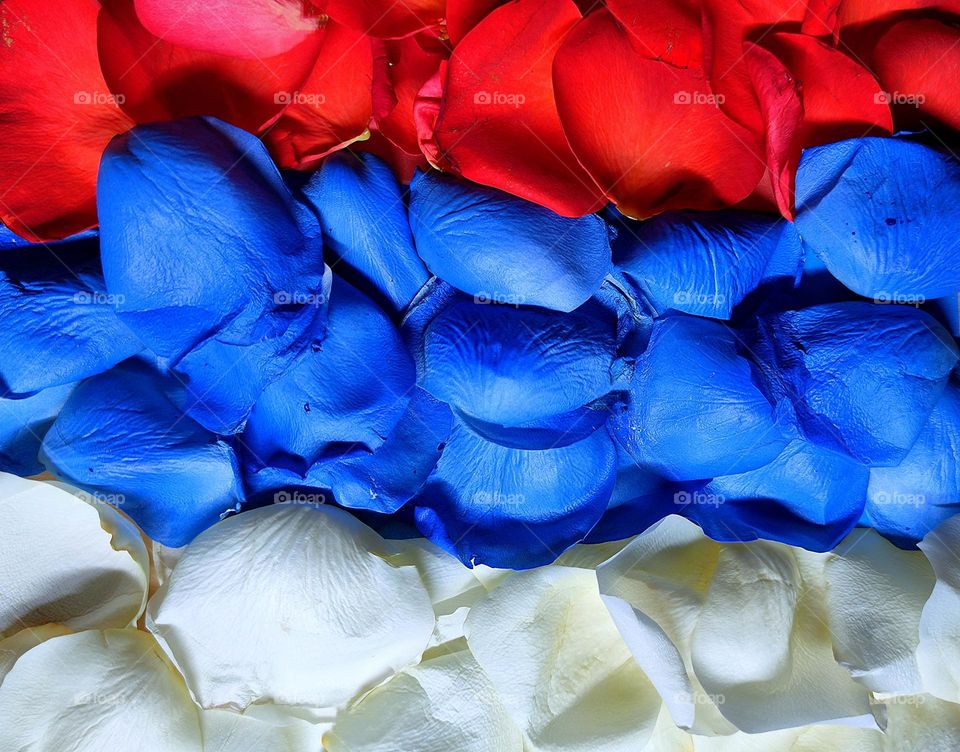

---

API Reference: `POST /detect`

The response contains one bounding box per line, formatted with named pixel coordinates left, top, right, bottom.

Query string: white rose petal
left=466, top=567, right=661, bottom=751
left=147, top=504, right=435, bottom=710
left=881, top=694, right=960, bottom=752
left=200, top=706, right=326, bottom=752
left=917, top=515, right=960, bottom=702
left=691, top=725, right=883, bottom=751
left=0, top=629, right=202, bottom=751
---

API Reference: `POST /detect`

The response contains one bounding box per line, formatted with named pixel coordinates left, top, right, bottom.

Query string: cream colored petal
left=642, top=704, right=695, bottom=752
left=691, top=725, right=883, bottom=752
left=0, top=624, right=71, bottom=685
left=147, top=504, right=435, bottom=711
left=465, top=567, right=661, bottom=751
left=917, top=515, right=960, bottom=702
left=824, top=530, right=934, bottom=694
left=384, top=538, right=486, bottom=615
left=200, top=706, right=325, bottom=752
left=881, top=694, right=960, bottom=752
left=324, top=640, right=522, bottom=752
left=0, top=629, right=202, bottom=751
left=0, top=474, right=148, bottom=638
left=554, top=539, right=634, bottom=570
left=691, top=544, right=874, bottom=732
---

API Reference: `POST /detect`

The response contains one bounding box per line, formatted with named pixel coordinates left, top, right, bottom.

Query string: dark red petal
left=606, top=0, right=703, bottom=69
left=0, top=0, right=133, bottom=240
left=801, top=0, right=841, bottom=42
left=872, top=18, right=960, bottom=132
left=320, top=0, right=445, bottom=39
left=431, top=0, right=605, bottom=217
left=744, top=43, right=803, bottom=220
left=445, top=0, right=506, bottom=46
left=264, top=22, right=374, bottom=169
left=98, top=0, right=325, bottom=134
left=413, top=63, right=447, bottom=168
left=553, top=9, right=765, bottom=218
left=356, top=130, right=429, bottom=183
left=133, top=0, right=323, bottom=58
left=838, top=0, right=960, bottom=28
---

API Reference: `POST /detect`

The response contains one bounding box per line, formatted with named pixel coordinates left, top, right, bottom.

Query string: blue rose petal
left=414, top=419, right=617, bottom=569
left=0, top=383, right=76, bottom=475
left=409, top=171, right=611, bottom=312
left=300, top=152, right=429, bottom=315
left=795, top=137, right=960, bottom=300
left=749, top=301, right=959, bottom=466
left=40, top=358, right=244, bottom=546
left=97, top=117, right=330, bottom=434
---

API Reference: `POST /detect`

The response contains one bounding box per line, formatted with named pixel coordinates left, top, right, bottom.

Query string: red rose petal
left=0, top=0, right=133, bottom=240
left=446, top=0, right=505, bottom=46
left=553, top=9, right=765, bottom=218
left=872, top=18, right=960, bottom=132
left=264, top=22, right=374, bottom=169
left=98, top=0, right=325, bottom=134
left=430, top=0, right=605, bottom=217
left=321, top=0, right=445, bottom=39
left=133, top=0, right=323, bottom=59
left=838, top=0, right=960, bottom=28
left=606, top=0, right=703, bottom=69
left=413, top=62, right=447, bottom=168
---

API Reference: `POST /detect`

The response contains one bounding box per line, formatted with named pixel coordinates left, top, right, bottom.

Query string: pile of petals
left=0, top=116, right=958, bottom=568
left=2, top=473, right=960, bottom=751
left=4, top=0, right=960, bottom=242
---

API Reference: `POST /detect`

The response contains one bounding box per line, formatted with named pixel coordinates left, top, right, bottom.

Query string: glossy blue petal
left=0, top=383, right=75, bottom=475
left=97, top=117, right=329, bottom=434
left=0, top=226, right=98, bottom=251
left=0, top=236, right=142, bottom=393
left=39, top=359, right=244, bottom=546
left=610, top=314, right=789, bottom=481
left=864, top=382, right=960, bottom=545
left=242, top=275, right=415, bottom=473
left=613, top=211, right=787, bottom=320
left=408, top=171, right=611, bottom=313
left=300, top=152, right=428, bottom=315
left=422, top=300, right=618, bottom=427
left=795, top=137, right=960, bottom=299
left=685, top=438, right=867, bottom=551
left=414, top=419, right=617, bottom=569
left=245, top=387, right=453, bottom=514
left=749, top=301, right=958, bottom=466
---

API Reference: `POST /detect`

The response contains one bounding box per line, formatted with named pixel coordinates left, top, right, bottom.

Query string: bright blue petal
left=242, top=275, right=415, bottom=473
left=0, top=383, right=75, bottom=475
left=865, top=382, right=960, bottom=545
left=39, top=359, right=244, bottom=546
left=0, top=236, right=142, bottom=393
left=795, top=137, right=960, bottom=299
left=422, top=300, right=618, bottom=426
left=685, top=438, right=867, bottom=551
left=749, top=301, right=958, bottom=466
left=245, top=387, right=453, bottom=515
left=408, top=171, right=611, bottom=313
left=97, top=117, right=329, bottom=434
left=0, top=226, right=98, bottom=251
left=613, top=211, right=787, bottom=320
left=611, top=314, right=790, bottom=481
left=300, top=152, right=428, bottom=315
left=414, top=419, right=617, bottom=568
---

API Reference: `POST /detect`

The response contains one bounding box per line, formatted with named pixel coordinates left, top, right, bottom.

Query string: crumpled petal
left=917, top=515, right=960, bottom=703
left=414, top=419, right=617, bottom=569
left=865, top=383, right=960, bottom=545
left=98, top=117, right=330, bottom=433
left=427, top=0, right=606, bottom=216
left=422, top=300, right=617, bottom=426
left=882, top=693, right=960, bottom=752
left=795, top=138, right=960, bottom=300
left=301, top=152, right=428, bottom=314
left=147, top=504, right=435, bottom=710
left=0, top=0, right=133, bottom=240
left=611, top=315, right=789, bottom=481
left=324, top=642, right=523, bottom=752
left=243, top=275, right=414, bottom=474
left=612, top=211, right=787, bottom=320
left=40, top=359, right=245, bottom=547
left=0, top=630, right=202, bottom=751
left=0, top=384, right=76, bottom=475
left=0, top=474, right=147, bottom=639
left=199, top=706, right=327, bottom=752
left=749, top=302, right=958, bottom=466
left=0, top=235, right=142, bottom=394
left=465, top=567, right=662, bottom=751
left=824, top=529, right=934, bottom=694
left=409, top=171, right=611, bottom=312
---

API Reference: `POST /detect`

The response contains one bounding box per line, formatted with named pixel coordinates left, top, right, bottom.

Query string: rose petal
left=917, top=515, right=960, bottom=703
left=321, top=0, right=445, bottom=39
